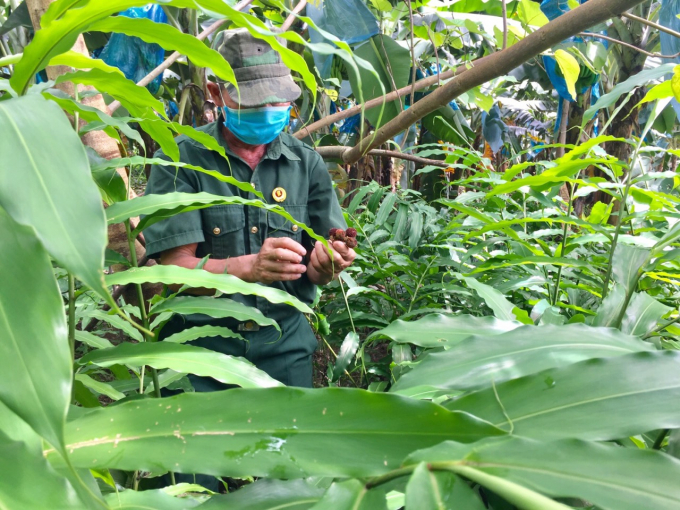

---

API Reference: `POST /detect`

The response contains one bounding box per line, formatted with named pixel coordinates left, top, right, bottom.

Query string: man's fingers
left=309, top=248, right=325, bottom=274
left=315, top=241, right=332, bottom=268
left=264, top=261, right=307, bottom=274
left=331, top=240, right=350, bottom=257
left=268, top=247, right=303, bottom=263
left=265, top=237, right=307, bottom=257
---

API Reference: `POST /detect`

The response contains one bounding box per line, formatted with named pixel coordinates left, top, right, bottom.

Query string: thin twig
left=622, top=12, right=680, bottom=39
left=502, top=0, right=509, bottom=50
left=281, top=0, right=307, bottom=32
left=315, top=146, right=449, bottom=167
left=108, top=0, right=255, bottom=114
left=578, top=32, right=680, bottom=58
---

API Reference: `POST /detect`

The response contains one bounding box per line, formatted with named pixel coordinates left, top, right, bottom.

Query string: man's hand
left=248, top=237, right=308, bottom=284
left=308, top=240, right=356, bottom=285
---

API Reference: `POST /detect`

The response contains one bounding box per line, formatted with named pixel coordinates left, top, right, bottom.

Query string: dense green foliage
left=2, top=0, right=680, bottom=508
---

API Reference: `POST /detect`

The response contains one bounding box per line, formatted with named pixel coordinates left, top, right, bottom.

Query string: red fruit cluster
left=329, top=227, right=359, bottom=248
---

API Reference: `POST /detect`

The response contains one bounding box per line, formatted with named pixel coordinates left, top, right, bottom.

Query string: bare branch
left=315, top=146, right=449, bottom=167
left=340, top=0, right=647, bottom=165
left=578, top=31, right=680, bottom=58
left=622, top=12, right=680, bottom=40
left=281, top=0, right=307, bottom=32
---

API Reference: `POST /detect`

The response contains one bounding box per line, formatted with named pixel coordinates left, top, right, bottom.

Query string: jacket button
left=251, top=226, right=259, bottom=234
left=292, top=225, right=299, bottom=232
left=213, top=227, right=221, bottom=235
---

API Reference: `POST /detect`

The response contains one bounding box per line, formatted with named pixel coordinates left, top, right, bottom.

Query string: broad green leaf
left=79, top=342, right=282, bottom=389
left=554, top=50, right=579, bottom=100
left=405, top=462, right=485, bottom=510
left=405, top=436, right=680, bottom=510
left=309, top=479, right=387, bottom=510
left=368, top=314, right=521, bottom=348
left=391, top=324, right=652, bottom=394
left=49, top=50, right=124, bottom=75
left=460, top=276, right=528, bottom=322
left=582, top=63, right=676, bottom=124
left=88, top=16, right=236, bottom=87
left=592, top=284, right=626, bottom=328
left=620, top=292, right=672, bottom=337
left=105, top=489, right=201, bottom=509
left=164, top=325, right=244, bottom=344
left=0, top=432, right=85, bottom=509
left=74, top=374, right=125, bottom=401
left=199, top=479, right=324, bottom=510
left=48, top=388, right=504, bottom=478
left=672, top=65, right=680, bottom=101
left=0, top=401, right=42, bottom=456
left=332, top=332, right=360, bottom=381
left=517, top=0, right=549, bottom=26
left=0, top=95, right=109, bottom=301
left=349, top=35, right=410, bottom=128
left=639, top=81, right=673, bottom=105
left=106, top=265, right=314, bottom=314
left=151, top=296, right=279, bottom=330
left=0, top=210, right=71, bottom=455
left=449, top=351, right=680, bottom=440
left=376, top=193, right=398, bottom=225
left=611, top=243, right=649, bottom=293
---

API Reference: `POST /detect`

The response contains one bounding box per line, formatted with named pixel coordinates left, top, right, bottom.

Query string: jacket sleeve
left=143, top=153, right=205, bottom=260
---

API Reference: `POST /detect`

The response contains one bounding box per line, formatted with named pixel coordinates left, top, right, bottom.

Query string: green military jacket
left=144, top=119, right=346, bottom=321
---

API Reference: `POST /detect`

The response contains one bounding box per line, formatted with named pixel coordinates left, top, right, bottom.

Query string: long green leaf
left=88, top=16, right=236, bottom=86
left=459, top=276, right=523, bottom=321
left=406, top=436, right=680, bottom=510
left=105, top=489, right=201, bottom=509
left=391, top=324, right=653, bottom=394
left=0, top=432, right=85, bottom=509
left=0, top=95, right=109, bottom=301
left=151, top=296, right=279, bottom=330
left=198, top=479, right=324, bottom=510
left=368, top=314, right=521, bottom=348
left=582, top=63, right=676, bottom=124
left=105, top=192, right=321, bottom=242
left=611, top=243, right=649, bottom=293
left=93, top=157, right=257, bottom=197
left=620, top=291, right=672, bottom=337
left=404, top=463, right=485, bottom=510
left=105, top=265, right=313, bottom=314
left=79, top=342, right=282, bottom=389
left=163, top=325, right=244, bottom=344
left=309, top=479, right=387, bottom=510
left=449, top=351, right=680, bottom=440
left=47, top=388, right=504, bottom=478
left=0, top=210, right=71, bottom=455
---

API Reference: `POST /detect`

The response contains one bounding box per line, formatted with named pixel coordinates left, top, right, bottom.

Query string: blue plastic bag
left=307, top=0, right=379, bottom=79
left=99, top=5, right=168, bottom=94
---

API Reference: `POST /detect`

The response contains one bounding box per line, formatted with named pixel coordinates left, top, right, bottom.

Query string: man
left=144, top=28, right=355, bottom=389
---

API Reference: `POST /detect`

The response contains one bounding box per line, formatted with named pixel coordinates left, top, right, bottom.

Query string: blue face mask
left=223, top=105, right=292, bottom=145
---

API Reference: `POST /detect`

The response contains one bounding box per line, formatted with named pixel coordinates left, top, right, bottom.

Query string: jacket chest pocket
left=266, top=204, right=308, bottom=244
left=201, top=205, right=245, bottom=259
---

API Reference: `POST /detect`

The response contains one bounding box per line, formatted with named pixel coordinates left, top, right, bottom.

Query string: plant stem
left=643, top=314, right=680, bottom=339
left=339, top=278, right=356, bottom=334
left=406, top=0, right=417, bottom=107
left=68, top=273, right=76, bottom=359
left=408, top=257, right=436, bottom=313
left=124, top=220, right=161, bottom=399
left=551, top=183, right=576, bottom=306
left=501, top=0, right=508, bottom=49
left=652, top=429, right=670, bottom=450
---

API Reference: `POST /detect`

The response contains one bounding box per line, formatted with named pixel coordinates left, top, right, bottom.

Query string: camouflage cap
left=217, top=28, right=301, bottom=108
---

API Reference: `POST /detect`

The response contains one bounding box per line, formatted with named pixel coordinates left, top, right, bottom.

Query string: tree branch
left=622, top=12, right=680, bottom=39
left=108, top=0, right=255, bottom=114
left=315, top=146, right=449, bottom=167
left=281, top=0, right=307, bottom=32
left=579, top=31, right=680, bottom=58
left=340, top=0, right=647, bottom=165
